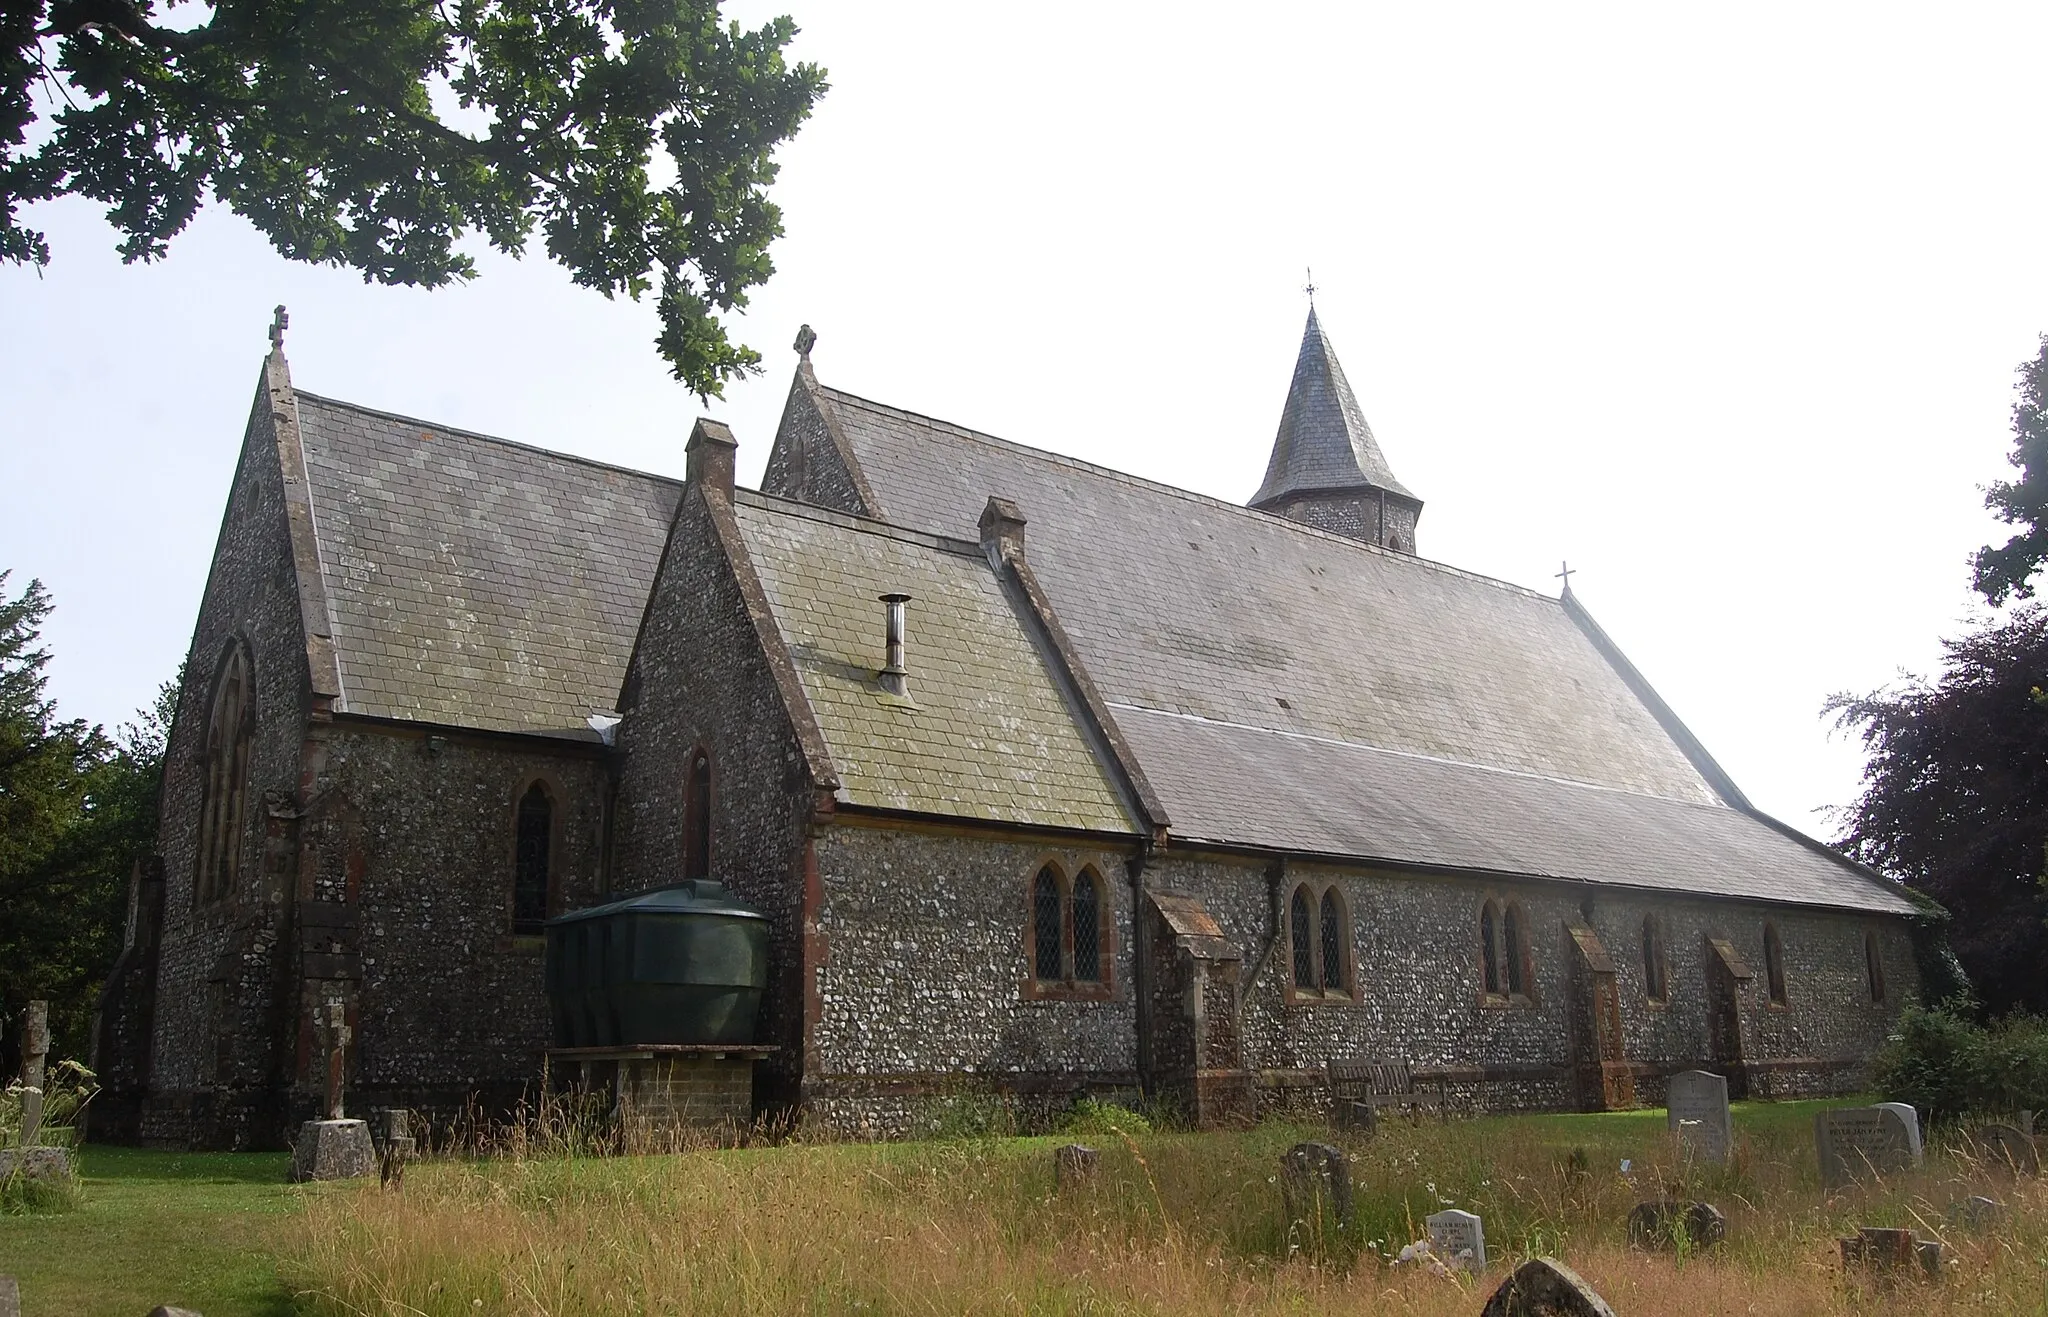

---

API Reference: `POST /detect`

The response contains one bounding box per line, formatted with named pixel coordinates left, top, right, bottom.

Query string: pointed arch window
left=1643, top=915, right=1669, bottom=1003
left=1025, top=863, right=1114, bottom=997
left=1503, top=903, right=1527, bottom=996
left=1286, top=882, right=1354, bottom=1001
left=683, top=748, right=712, bottom=883
left=1480, top=901, right=1502, bottom=996
left=1480, top=898, right=1535, bottom=1003
left=1763, top=923, right=1788, bottom=1007
left=1864, top=930, right=1886, bottom=1003
left=512, top=781, right=554, bottom=934
left=195, top=641, right=255, bottom=905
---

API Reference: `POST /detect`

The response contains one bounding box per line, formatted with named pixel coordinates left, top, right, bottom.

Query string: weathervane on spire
left=269, top=304, right=289, bottom=353
left=1304, top=267, right=1316, bottom=304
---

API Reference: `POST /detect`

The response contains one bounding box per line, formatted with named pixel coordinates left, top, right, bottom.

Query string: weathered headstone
left=0, top=1274, right=18, bottom=1317
left=146, top=1307, right=205, bottom=1317
left=1425, top=1207, right=1486, bottom=1270
left=1479, top=1257, right=1617, bottom=1317
left=1054, top=1143, right=1099, bottom=1189
left=1666, top=1069, right=1733, bottom=1165
left=1839, top=1225, right=1942, bottom=1282
left=1873, top=1102, right=1924, bottom=1160
left=1626, top=1199, right=1726, bottom=1251
left=372, top=1106, right=416, bottom=1188
left=1972, top=1122, right=2039, bottom=1176
left=290, top=996, right=373, bottom=1182
left=1949, top=1195, right=2005, bottom=1231
left=1279, top=1141, right=1351, bottom=1225
left=1815, top=1106, right=1918, bottom=1189
left=19, top=1001, right=48, bottom=1147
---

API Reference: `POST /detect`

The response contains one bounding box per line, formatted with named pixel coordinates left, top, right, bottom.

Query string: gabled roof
left=768, top=375, right=1915, bottom=916
left=294, top=391, right=680, bottom=738
left=1252, top=308, right=1414, bottom=506
left=729, top=492, right=1135, bottom=833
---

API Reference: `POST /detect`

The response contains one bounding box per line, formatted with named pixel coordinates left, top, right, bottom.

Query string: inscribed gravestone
left=1280, top=1142, right=1351, bottom=1225
left=1973, top=1122, right=2038, bottom=1176
left=1479, top=1257, right=1617, bottom=1317
left=1425, top=1208, right=1487, bottom=1270
left=1666, top=1070, right=1732, bottom=1165
left=1873, top=1102, right=1924, bottom=1161
left=1626, top=1199, right=1726, bottom=1251
left=1815, top=1106, right=1917, bottom=1189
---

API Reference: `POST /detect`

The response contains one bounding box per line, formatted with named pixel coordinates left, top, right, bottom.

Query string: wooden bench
left=1327, top=1059, right=1447, bottom=1126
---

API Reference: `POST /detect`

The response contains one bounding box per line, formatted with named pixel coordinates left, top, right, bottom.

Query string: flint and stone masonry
left=95, top=311, right=1922, bottom=1147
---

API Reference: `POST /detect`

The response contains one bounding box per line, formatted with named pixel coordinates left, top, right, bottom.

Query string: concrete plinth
left=0, top=1146, right=75, bottom=1185
left=290, top=1119, right=375, bottom=1182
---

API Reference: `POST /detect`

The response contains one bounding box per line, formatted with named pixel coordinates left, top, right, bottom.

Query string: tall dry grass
left=282, top=1105, right=2048, bottom=1315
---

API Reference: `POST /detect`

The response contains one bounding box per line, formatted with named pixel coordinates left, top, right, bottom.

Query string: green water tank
left=544, top=880, right=768, bottom=1048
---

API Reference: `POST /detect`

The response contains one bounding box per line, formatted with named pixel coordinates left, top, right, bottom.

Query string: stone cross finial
left=793, top=323, right=817, bottom=358
left=320, top=996, right=350, bottom=1121
left=269, top=304, right=289, bottom=353
left=20, top=1000, right=48, bottom=1147
left=1555, top=561, right=1576, bottom=594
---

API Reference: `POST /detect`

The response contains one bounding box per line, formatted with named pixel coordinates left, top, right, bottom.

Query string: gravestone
left=146, top=1307, right=205, bottom=1317
left=1873, top=1102, right=1924, bottom=1160
left=289, top=996, right=373, bottom=1183
left=1839, top=1225, right=1942, bottom=1282
left=1279, top=1141, right=1351, bottom=1225
left=1626, top=1199, right=1726, bottom=1251
left=1972, top=1122, right=2039, bottom=1176
left=1815, top=1106, right=1917, bottom=1189
left=372, top=1108, right=415, bottom=1188
left=1425, top=1207, right=1486, bottom=1270
left=0, top=1274, right=17, bottom=1317
left=1479, top=1257, right=1618, bottom=1317
left=1337, top=1100, right=1378, bottom=1136
left=1949, top=1195, right=2005, bottom=1231
left=1666, top=1070, right=1732, bottom=1165
left=1054, top=1144, right=1099, bottom=1189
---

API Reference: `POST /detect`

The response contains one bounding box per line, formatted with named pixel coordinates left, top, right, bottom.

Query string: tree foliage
left=0, top=571, right=170, bottom=1067
left=4, top=1, right=825, bottom=397
left=1828, top=607, right=2048, bottom=1016
left=1973, top=336, right=2048, bottom=605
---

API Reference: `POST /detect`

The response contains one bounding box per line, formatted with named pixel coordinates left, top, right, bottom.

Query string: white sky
left=3, top=3, right=2044, bottom=838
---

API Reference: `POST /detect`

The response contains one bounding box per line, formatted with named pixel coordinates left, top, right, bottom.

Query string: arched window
left=1072, top=870, right=1101, bottom=982
left=1480, top=901, right=1502, bottom=996
left=1319, top=888, right=1345, bottom=994
left=1290, top=885, right=1316, bottom=990
left=1033, top=867, right=1063, bottom=982
left=512, top=782, right=554, bottom=934
left=1643, top=915, right=1667, bottom=1002
left=1504, top=903, right=1527, bottom=996
left=195, top=641, right=255, bottom=904
left=1763, top=923, right=1788, bottom=1006
left=1864, top=930, right=1885, bottom=1003
left=683, top=748, right=712, bottom=882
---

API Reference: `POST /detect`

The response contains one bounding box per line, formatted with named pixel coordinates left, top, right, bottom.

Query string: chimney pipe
left=879, top=593, right=911, bottom=696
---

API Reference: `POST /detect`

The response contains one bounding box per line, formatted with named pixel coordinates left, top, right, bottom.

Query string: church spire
left=1250, top=308, right=1422, bottom=553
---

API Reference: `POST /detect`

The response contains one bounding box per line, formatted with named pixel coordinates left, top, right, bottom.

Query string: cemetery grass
left=279, top=1099, right=2048, bottom=1316
left=0, top=1146, right=299, bottom=1316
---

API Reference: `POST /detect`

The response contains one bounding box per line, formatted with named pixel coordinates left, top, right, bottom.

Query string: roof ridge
left=1107, top=701, right=1736, bottom=815
left=733, top=486, right=986, bottom=559
left=295, top=390, right=686, bottom=490
left=815, top=383, right=1556, bottom=606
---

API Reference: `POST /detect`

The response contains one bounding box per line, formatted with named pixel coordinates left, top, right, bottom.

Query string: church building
left=93, top=309, right=1920, bottom=1147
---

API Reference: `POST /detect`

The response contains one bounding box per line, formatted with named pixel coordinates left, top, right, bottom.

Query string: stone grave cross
left=19, top=1001, right=49, bottom=1146
left=320, top=996, right=350, bottom=1121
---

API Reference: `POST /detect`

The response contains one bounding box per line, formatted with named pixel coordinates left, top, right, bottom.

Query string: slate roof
left=1252, top=308, right=1415, bottom=505
left=793, top=380, right=1915, bottom=916
left=294, top=392, right=681, bottom=739
left=731, top=492, right=1134, bottom=833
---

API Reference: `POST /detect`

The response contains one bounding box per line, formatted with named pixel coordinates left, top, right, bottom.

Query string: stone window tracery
left=1479, top=898, right=1534, bottom=1003
left=683, top=748, right=712, bottom=882
left=1286, top=881, right=1353, bottom=1001
left=1025, top=862, right=1113, bottom=998
left=195, top=640, right=254, bottom=905
left=512, top=781, right=554, bottom=934
left=1763, top=922, right=1788, bottom=1007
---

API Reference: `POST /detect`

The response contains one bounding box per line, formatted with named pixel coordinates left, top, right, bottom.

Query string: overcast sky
left=4, top=3, right=2045, bottom=836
